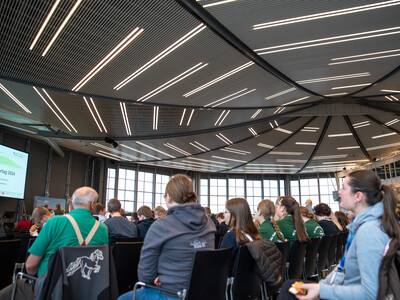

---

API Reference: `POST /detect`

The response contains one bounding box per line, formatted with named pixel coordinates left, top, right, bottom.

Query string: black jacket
left=137, top=218, right=156, bottom=239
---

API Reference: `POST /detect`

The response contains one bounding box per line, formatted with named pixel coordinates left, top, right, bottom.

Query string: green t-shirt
left=277, top=216, right=297, bottom=259
left=259, top=219, right=284, bottom=242
left=28, top=208, right=109, bottom=276
left=304, top=219, right=324, bottom=238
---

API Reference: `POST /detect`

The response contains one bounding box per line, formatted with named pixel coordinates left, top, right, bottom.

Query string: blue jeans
left=118, top=287, right=177, bottom=300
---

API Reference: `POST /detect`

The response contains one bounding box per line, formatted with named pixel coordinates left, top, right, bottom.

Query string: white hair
left=72, top=187, right=98, bottom=208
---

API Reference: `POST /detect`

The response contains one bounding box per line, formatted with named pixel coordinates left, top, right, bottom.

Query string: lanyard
left=338, top=232, right=354, bottom=272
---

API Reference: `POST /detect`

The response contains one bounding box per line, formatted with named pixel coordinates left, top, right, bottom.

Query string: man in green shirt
left=26, top=187, right=109, bottom=277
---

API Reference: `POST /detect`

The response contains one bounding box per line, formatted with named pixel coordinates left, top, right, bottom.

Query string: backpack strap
left=65, top=214, right=100, bottom=246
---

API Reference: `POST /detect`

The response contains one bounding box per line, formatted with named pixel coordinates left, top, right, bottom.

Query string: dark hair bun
left=183, top=192, right=197, bottom=203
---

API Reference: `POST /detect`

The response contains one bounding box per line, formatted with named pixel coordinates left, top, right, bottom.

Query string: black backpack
left=377, top=238, right=400, bottom=300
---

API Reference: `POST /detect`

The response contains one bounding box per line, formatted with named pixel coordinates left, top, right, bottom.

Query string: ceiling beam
left=0, top=118, right=38, bottom=134
left=296, top=116, right=331, bottom=174
left=343, top=115, right=372, bottom=162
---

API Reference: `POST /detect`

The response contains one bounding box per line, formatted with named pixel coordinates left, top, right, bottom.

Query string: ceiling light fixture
left=136, top=141, right=175, bottom=158
left=212, top=156, right=247, bottom=163
left=187, top=157, right=229, bottom=165
left=120, top=144, right=160, bottom=160
left=42, top=0, right=82, bottom=56
left=329, top=53, right=400, bottom=65
left=322, top=159, right=369, bottom=165
left=205, top=88, right=246, bottom=107
left=249, top=127, right=258, bottom=136
left=221, top=147, right=251, bottom=155
left=214, top=110, right=230, bottom=126
left=385, top=119, right=399, bottom=126
left=91, top=142, right=143, bottom=160
left=390, top=95, right=399, bottom=101
left=190, top=141, right=210, bottom=152
left=153, top=106, right=159, bottom=130
left=296, top=142, right=317, bottom=145
left=265, top=87, right=297, bottom=100
left=205, top=88, right=256, bottom=107
left=270, top=151, right=303, bottom=155
left=84, top=97, right=103, bottom=132
left=203, top=0, right=237, bottom=8
left=274, top=120, right=279, bottom=127
left=337, top=146, right=360, bottom=150
left=216, top=133, right=233, bottom=145
left=257, top=143, right=274, bottom=149
left=328, top=133, right=353, bottom=137
left=253, top=0, right=400, bottom=30
left=332, top=83, right=371, bottom=90
left=269, top=122, right=274, bottom=129
left=30, top=0, right=61, bottom=50
left=275, top=127, right=293, bottom=134
left=0, top=83, right=31, bottom=114
left=96, top=151, right=122, bottom=161
left=282, top=96, right=310, bottom=106
left=248, top=163, right=295, bottom=167
left=164, top=143, right=191, bottom=156
left=372, top=132, right=397, bottom=139
left=301, top=129, right=316, bottom=132
left=255, top=27, right=400, bottom=55
left=298, top=73, right=370, bottom=84
left=324, top=93, right=348, bottom=97
left=114, top=24, right=206, bottom=90
left=120, top=102, right=131, bottom=135
left=187, top=109, right=194, bottom=126
left=366, top=141, right=400, bottom=151
left=381, top=89, right=400, bottom=93
left=72, top=27, right=143, bottom=91
left=385, top=96, right=394, bottom=101
left=273, top=107, right=285, bottom=114
left=179, top=108, right=186, bottom=126
left=251, top=109, right=262, bottom=119
left=183, top=62, right=254, bottom=97
left=276, top=159, right=307, bottom=163
left=138, top=62, right=208, bottom=102
left=313, top=154, right=349, bottom=160
left=91, top=98, right=107, bottom=133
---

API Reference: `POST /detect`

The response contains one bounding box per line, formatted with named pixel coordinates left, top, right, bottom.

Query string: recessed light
left=187, top=109, right=195, bottom=126
left=187, top=157, right=228, bottom=165
left=329, top=53, right=400, bottom=65
left=337, top=146, right=360, bottom=150
left=274, top=107, right=285, bottom=114
left=322, top=159, right=369, bottom=164
left=251, top=109, right=262, bottom=119
left=275, top=127, right=293, bottom=134
left=249, top=127, right=258, bottom=136
left=381, top=89, right=400, bottom=93
left=276, top=159, right=307, bottom=163
left=96, top=151, right=122, bottom=161
left=221, top=147, right=251, bottom=155
left=153, top=106, right=159, bottom=130
left=248, top=163, right=295, bottom=167
left=92, top=142, right=143, bottom=161
left=190, top=141, right=210, bottom=152
left=257, top=143, right=274, bottom=149
left=328, top=133, right=353, bottom=137
left=331, top=83, right=371, bottom=90
left=84, top=97, right=103, bottom=133
left=216, top=133, right=233, bottom=145
left=120, top=102, right=131, bottom=136
left=282, top=96, right=310, bottom=106
left=120, top=144, right=160, bottom=160
left=0, top=83, right=31, bottom=114
left=206, top=88, right=256, bottom=108
left=295, top=142, right=317, bottom=145
left=265, top=87, right=296, bottom=100
left=214, top=110, right=230, bottom=126
left=324, top=93, right=348, bottom=97
left=179, top=109, right=186, bottom=126
left=212, top=156, right=247, bottom=163
left=313, top=154, right=348, bottom=160
left=269, top=151, right=303, bottom=155
left=385, top=119, right=399, bottom=126
left=372, top=132, right=397, bottom=139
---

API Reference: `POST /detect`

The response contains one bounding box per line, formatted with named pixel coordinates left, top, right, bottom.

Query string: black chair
left=335, top=232, right=347, bottom=263
left=214, top=233, right=222, bottom=249
left=327, top=234, right=338, bottom=271
left=229, top=245, right=262, bottom=300
left=317, top=235, right=332, bottom=278
left=115, top=236, right=143, bottom=243
left=113, top=242, right=143, bottom=295
left=0, top=239, right=21, bottom=289
left=287, top=240, right=307, bottom=280
left=13, top=237, right=37, bottom=276
left=133, top=247, right=232, bottom=300
left=303, top=237, right=321, bottom=281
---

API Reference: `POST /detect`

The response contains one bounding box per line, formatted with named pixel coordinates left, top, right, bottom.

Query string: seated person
left=300, top=206, right=324, bottom=238
left=53, top=203, right=64, bottom=215
left=216, top=212, right=228, bottom=236
left=314, top=203, right=341, bottom=235
left=30, top=207, right=52, bottom=236
left=335, top=211, right=349, bottom=232
left=93, top=203, right=107, bottom=222
left=104, top=198, right=137, bottom=242
left=136, top=205, right=155, bottom=239
left=154, top=206, right=166, bottom=219
left=256, top=199, right=285, bottom=242
left=118, top=174, right=215, bottom=300
left=16, top=214, right=31, bottom=229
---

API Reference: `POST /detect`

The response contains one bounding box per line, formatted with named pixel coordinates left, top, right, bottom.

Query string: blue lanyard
left=338, top=232, right=354, bottom=272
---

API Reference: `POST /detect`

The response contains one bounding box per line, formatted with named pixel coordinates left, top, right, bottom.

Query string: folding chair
left=303, top=237, right=321, bottom=281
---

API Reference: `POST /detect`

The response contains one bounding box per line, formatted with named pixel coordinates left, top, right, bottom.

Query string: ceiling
left=1, top=0, right=400, bottom=174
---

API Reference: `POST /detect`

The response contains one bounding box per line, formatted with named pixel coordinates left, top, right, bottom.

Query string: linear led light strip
left=204, top=88, right=247, bottom=107
left=337, top=146, right=360, bottom=150
left=385, top=96, right=394, bottom=101
left=265, top=87, right=296, bottom=100
left=249, top=127, right=257, bottom=136
left=72, top=27, right=143, bottom=91
left=33, top=87, right=76, bottom=132
left=83, top=97, right=107, bottom=133
left=255, top=27, right=400, bottom=55
left=248, top=163, right=294, bottom=167
left=97, top=150, right=132, bottom=161
left=328, top=133, right=353, bottom=137
left=170, top=161, right=214, bottom=170
left=274, top=107, right=285, bottom=114
left=216, top=133, right=233, bottom=145
left=181, top=160, right=216, bottom=168
left=153, top=106, right=159, bottom=130
left=120, top=144, right=160, bottom=160
left=251, top=109, right=262, bottom=119
left=277, top=159, right=307, bottom=163
left=42, top=0, right=82, bottom=56
left=206, top=88, right=256, bottom=108
left=137, top=62, right=208, bottom=102
left=164, top=143, right=191, bottom=156
left=282, top=96, right=310, bottom=106
left=332, top=83, right=371, bottom=90
left=221, top=147, right=251, bottom=155
left=136, top=141, right=176, bottom=158
left=183, top=62, right=254, bottom=97
left=189, top=141, right=210, bottom=152
left=366, top=141, right=400, bottom=151
left=96, top=151, right=121, bottom=161
left=372, top=132, right=397, bottom=139
left=187, top=156, right=228, bottom=165
left=296, top=142, right=316, bottom=145
left=298, top=73, right=370, bottom=85
left=313, top=154, right=348, bottom=160
left=385, top=119, right=399, bottom=126
left=307, top=164, right=356, bottom=169
left=0, top=83, right=31, bottom=114
left=245, top=166, right=298, bottom=170
left=257, top=143, right=274, bottom=149
left=381, top=89, right=400, bottom=93
left=322, top=159, right=369, bottom=165
left=301, top=126, right=319, bottom=132
left=324, top=93, right=348, bottom=97
left=253, top=0, right=400, bottom=30
left=91, top=142, right=143, bottom=161
left=391, top=95, right=399, bottom=101
left=30, top=0, right=61, bottom=50
left=179, top=109, right=186, bottom=126
left=214, top=110, right=230, bottom=126
left=120, top=102, right=131, bottom=135
left=187, top=109, right=194, bottom=126
left=114, top=24, right=206, bottom=90
left=212, top=155, right=247, bottom=163
left=353, top=121, right=370, bottom=129
left=329, top=53, right=400, bottom=65
left=269, top=151, right=303, bottom=155
left=203, top=0, right=237, bottom=8
left=274, top=127, right=292, bottom=134
left=385, top=95, right=399, bottom=101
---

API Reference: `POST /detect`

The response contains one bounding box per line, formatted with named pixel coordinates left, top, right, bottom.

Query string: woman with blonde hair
left=300, top=206, right=324, bottom=238
left=256, top=199, right=285, bottom=242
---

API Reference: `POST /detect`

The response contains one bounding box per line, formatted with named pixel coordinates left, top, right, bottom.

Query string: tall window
left=106, top=168, right=116, bottom=201
left=280, top=180, right=286, bottom=196
left=209, top=178, right=227, bottom=214
left=137, top=171, right=154, bottom=209
left=199, top=178, right=209, bottom=207
left=263, top=179, right=279, bottom=200
left=299, top=178, right=319, bottom=205
left=290, top=180, right=300, bottom=201
left=155, top=174, right=170, bottom=208
left=246, top=180, right=262, bottom=213
left=228, top=178, right=245, bottom=199
left=117, top=169, right=136, bottom=212
left=319, top=177, right=339, bottom=212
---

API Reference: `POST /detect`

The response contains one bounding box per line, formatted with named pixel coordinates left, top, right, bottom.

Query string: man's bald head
left=72, top=187, right=98, bottom=209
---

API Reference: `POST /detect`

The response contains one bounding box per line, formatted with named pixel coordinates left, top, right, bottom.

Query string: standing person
left=300, top=206, right=324, bottom=238
left=278, top=169, right=400, bottom=300
left=53, top=203, right=63, bottom=215
left=118, top=174, right=215, bottom=300
left=314, top=203, right=341, bottom=235
left=220, top=198, right=262, bottom=275
left=305, top=199, right=314, bottom=213
left=255, top=199, right=285, bottom=242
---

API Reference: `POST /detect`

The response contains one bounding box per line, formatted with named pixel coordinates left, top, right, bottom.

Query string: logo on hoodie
left=190, top=239, right=207, bottom=249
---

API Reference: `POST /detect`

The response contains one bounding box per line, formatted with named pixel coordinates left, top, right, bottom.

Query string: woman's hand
left=154, top=277, right=162, bottom=286
left=296, top=283, right=320, bottom=300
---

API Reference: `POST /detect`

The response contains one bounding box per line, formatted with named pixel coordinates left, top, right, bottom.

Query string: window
left=228, top=178, right=245, bottom=199
left=117, top=169, right=136, bottom=212
left=155, top=174, right=170, bottom=208
left=106, top=168, right=116, bottom=201
left=137, top=171, right=154, bottom=209
left=199, top=178, right=209, bottom=207
left=263, top=179, right=279, bottom=200
left=210, top=178, right=227, bottom=214
left=290, top=180, right=300, bottom=201
left=280, top=179, right=286, bottom=197
left=319, top=177, right=339, bottom=212
left=246, top=180, right=262, bottom=213
left=299, top=178, right=319, bottom=205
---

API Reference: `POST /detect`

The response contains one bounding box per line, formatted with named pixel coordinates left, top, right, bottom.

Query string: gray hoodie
left=138, top=203, right=216, bottom=297
left=320, top=201, right=390, bottom=300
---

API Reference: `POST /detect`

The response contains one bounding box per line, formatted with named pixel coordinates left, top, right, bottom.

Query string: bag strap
left=65, top=214, right=100, bottom=246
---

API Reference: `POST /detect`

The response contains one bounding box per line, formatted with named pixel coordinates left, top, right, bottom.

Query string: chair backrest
left=214, top=233, right=222, bottom=249
left=231, top=245, right=262, bottom=300
left=327, top=234, right=338, bottom=267
left=317, top=235, right=332, bottom=274
left=275, top=241, right=290, bottom=280
left=0, top=239, right=20, bottom=289
left=303, top=237, right=321, bottom=279
left=335, top=232, right=347, bottom=263
left=185, top=247, right=232, bottom=300
left=113, top=242, right=143, bottom=295
left=115, top=236, right=143, bottom=243
left=15, top=235, right=35, bottom=263
left=287, top=240, right=307, bottom=280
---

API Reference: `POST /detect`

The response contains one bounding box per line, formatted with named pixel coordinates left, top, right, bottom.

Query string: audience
left=305, top=199, right=314, bottom=213
left=220, top=198, right=262, bottom=275
left=216, top=212, right=228, bottom=236
left=279, top=169, right=400, bottom=300
left=104, top=198, right=137, bottom=242
left=256, top=199, right=285, bottom=242
left=154, top=206, right=166, bottom=219
left=93, top=203, right=107, bottom=222
left=300, top=206, right=324, bottom=238
left=136, top=205, right=155, bottom=239
left=131, top=211, right=139, bottom=224
left=118, top=174, right=215, bottom=300
left=314, top=203, right=341, bottom=235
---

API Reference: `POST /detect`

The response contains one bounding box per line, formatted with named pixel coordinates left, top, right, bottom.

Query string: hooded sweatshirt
left=319, top=201, right=389, bottom=300
left=138, top=203, right=216, bottom=297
